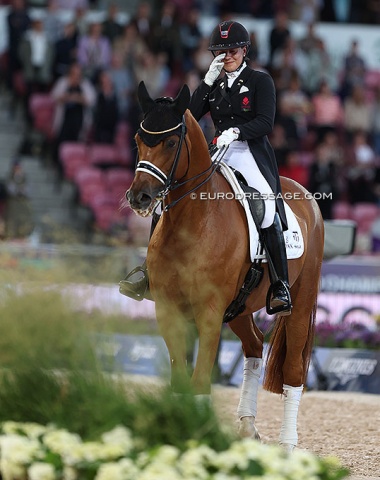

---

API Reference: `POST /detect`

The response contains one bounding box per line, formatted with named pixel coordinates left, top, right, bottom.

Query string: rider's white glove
left=204, top=53, right=225, bottom=86
left=216, top=127, right=239, bottom=149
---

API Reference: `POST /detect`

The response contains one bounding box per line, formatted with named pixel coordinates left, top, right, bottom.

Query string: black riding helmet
left=208, top=20, right=250, bottom=53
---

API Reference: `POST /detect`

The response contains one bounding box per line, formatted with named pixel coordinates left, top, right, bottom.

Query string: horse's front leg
left=229, top=313, right=264, bottom=440
left=155, top=303, right=190, bottom=393
left=191, top=309, right=223, bottom=398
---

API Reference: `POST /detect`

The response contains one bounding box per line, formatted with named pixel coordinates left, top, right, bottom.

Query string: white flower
left=0, top=434, right=42, bottom=465
left=63, top=466, right=78, bottom=480
left=152, top=445, right=180, bottom=465
left=94, top=462, right=126, bottom=480
left=1, top=421, right=48, bottom=439
left=43, top=429, right=82, bottom=457
left=28, top=462, right=57, bottom=480
left=177, top=445, right=216, bottom=479
left=0, top=458, right=26, bottom=480
left=118, top=458, right=140, bottom=480
left=101, top=426, right=133, bottom=453
left=136, top=463, right=181, bottom=480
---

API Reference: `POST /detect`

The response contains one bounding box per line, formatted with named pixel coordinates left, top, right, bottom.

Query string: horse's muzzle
left=126, top=187, right=158, bottom=217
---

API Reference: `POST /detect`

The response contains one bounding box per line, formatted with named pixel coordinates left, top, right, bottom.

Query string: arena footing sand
left=212, top=386, right=380, bottom=479
left=126, top=375, right=380, bottom=478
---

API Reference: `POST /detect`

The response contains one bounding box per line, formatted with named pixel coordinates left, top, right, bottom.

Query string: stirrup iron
left=119, top=265, right=149, bottom=301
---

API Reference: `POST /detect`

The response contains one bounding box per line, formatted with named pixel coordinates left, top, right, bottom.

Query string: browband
left=139, top=121, right=183, bottom=135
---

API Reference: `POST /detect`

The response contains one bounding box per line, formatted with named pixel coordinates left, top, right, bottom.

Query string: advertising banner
left=95, top=334, right=380, bottom=394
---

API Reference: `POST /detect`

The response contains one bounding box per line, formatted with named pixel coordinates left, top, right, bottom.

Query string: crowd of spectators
left=1, top=0, right=380, bottom=242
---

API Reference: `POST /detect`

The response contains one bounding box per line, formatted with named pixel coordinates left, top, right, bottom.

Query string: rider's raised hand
left=216, top=127, right=240, bottom=149
left=204, top=53, right=226, bottom=86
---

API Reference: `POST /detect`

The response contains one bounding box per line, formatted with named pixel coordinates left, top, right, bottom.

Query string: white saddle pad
left=218, top=161, right=304, bottom=262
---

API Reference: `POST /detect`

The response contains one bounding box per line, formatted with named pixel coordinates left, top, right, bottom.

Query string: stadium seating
left=59, top=142, right=89, bottom=181
left=29, top=93, right=55, bottom=140
left=351, top=202, right=380, bottom=233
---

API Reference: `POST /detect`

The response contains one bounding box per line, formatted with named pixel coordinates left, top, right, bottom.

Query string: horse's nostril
left=138, top=192, right=152, bottom=204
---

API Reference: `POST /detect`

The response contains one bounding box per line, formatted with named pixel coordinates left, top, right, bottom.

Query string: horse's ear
left=173, top=84, right=191, bottom=116
left=138, top=81, right=156, bottom=114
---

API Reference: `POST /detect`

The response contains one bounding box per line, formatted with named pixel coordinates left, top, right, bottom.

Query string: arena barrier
left=94, top=333, right=380, bottom=394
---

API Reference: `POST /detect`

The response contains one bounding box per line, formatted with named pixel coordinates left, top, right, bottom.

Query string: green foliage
left=0, top=367, right=233, bottom=451
left=0, top=290, right=99, bottom=370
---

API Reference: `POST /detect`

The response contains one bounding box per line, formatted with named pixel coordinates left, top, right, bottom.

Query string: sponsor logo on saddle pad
left=218, top=162, right=305, bottom=262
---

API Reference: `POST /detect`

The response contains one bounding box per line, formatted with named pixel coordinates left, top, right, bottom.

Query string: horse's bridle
left=135, top=116, right=228, bottom=211
left=136, top=118, right=187, bottom=205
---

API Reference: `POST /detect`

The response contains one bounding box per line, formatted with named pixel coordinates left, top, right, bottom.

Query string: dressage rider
left=120, top=20, right=292, bottom=316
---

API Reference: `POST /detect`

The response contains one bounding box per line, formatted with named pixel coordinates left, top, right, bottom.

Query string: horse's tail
left=263, top=301, right=317, bottom=394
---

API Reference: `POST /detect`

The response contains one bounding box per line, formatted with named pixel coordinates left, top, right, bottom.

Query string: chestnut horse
left=126, top=82, right=324, bottom=451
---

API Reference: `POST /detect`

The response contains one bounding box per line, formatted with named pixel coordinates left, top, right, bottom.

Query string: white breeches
left=219, top=141, right=276, bottom=228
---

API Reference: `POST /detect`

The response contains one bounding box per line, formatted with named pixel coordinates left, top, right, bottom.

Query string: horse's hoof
left=238, top=416, right=261, bottom=440
left=280, top=442, right=296, bottom=453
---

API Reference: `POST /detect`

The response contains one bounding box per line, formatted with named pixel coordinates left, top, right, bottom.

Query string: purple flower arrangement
left=252, top=311, right=380, bottom=350
left=314, top=321, right=380, bottom=350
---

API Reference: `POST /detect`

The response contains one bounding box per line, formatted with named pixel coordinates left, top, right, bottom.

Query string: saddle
left=228, top=167, right=265, bottom=229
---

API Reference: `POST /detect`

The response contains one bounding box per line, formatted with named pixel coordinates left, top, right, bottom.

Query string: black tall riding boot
left=119, top=211, right=160, bottom=301
left=261, top=213, right=292, bottom=316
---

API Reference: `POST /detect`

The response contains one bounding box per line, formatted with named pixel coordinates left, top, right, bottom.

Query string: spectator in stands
left=129, top=1, right=155, bottom=52
left=279, top=150, right=309, bottom=187
left=343, top=84, right=372, bottom=141
left=6, top=0, right=30, bottom=97
left=293, top=0, right=323, bottom=24
left=112, top=22, right=147, bottom=71
left=320, top=0, right=354, bottom=22
left=102, top=3, right=123, bottom=44
left=77, top=20, right=112, bottom=84
left=340, top=39, right=366, bottom=99
left=298, top=22, right=322, bottom=55
left=345, top=130, right=377, bottom=204
left=278, top=71, right=312, bottom=139
left=179, top=7, right=203, bottom=73
left=55, top=0, right=89, bottom=8
left=44, top=0, right=64, bottom=44
left=302, top=37, right=337, bottom=95
left=274, top=93, right=300, bottom=150
left=246, top=31, right=265, bottom=70
left=18, top=13, right=55, bottom=124
left=308, top=141, right=340, bottom=218
left=54, top=20, right=79, bottom=78
left=132, top=50, right=170, bottom=100
left=273, top=36, right=308, bottom=81
left=270, top=123, right=291, bottom=169
left=267, top=10, right=291, bottom=67
left=108, top=52, right=134, bottom=120
left=50, top=62, right=96, bottom=171
left=192, top=36, right=215, bottom=79
left=92, top=70, right=119, bottom=144
left=371, top=85, right=380, bottom=156
left=321, top=130, right=344, bottom=165
left=310, top=79, right=344, bottom=142
left=151, top=1, right=183, bottom=75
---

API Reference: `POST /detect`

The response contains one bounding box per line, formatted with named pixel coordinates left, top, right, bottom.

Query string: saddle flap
left=238, top=182, right=265, bottom=229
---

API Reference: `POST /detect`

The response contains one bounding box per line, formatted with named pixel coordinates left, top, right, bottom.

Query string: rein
left=135, top=116, right=228, bottom=212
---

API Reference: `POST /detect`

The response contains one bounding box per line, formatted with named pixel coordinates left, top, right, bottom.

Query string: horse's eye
left=166, top=138, right=176, bottom=148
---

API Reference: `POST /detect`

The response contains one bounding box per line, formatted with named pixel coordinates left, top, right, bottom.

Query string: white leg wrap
left=237, top=357, right=263, bottom=419
left=279, top=384, right=303, bottom=448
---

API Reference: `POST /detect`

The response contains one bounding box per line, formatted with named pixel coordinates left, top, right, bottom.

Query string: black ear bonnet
left=137, top=82, right=190, bottom=147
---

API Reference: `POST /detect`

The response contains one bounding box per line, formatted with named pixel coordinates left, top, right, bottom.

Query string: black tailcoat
left=189, top=66, right=287, bottom=229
